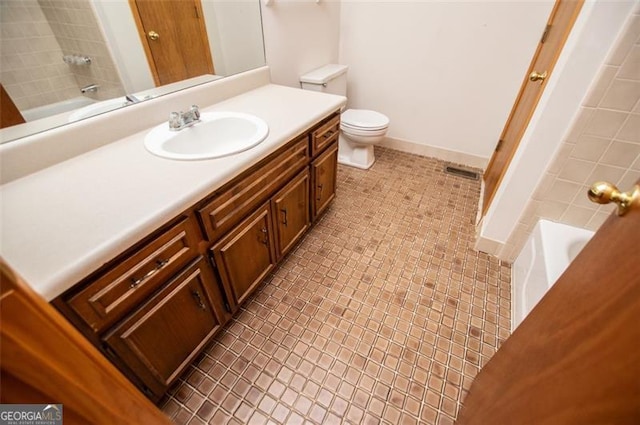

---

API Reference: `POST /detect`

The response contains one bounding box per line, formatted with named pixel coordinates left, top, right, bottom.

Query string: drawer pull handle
left=316, top=183, right=323, bottom=201
left=281, top=208, right=288, bottom=226
left=324, top=130, right=335, bottom=140
left=130, top=259, right=168, bottom=288
left=191, top=290, right=206, bottom=310
left=260, top=227, right=269, bottom=244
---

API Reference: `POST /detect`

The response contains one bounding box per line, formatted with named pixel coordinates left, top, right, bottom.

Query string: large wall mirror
left=0, top=0, right=266, bottom=144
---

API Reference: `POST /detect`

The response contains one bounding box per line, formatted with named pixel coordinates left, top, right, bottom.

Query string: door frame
left=482, top=0, right=584, bottom=216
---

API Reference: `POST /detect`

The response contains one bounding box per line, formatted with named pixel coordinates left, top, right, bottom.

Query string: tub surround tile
left=583, top=66, right=617, bottom=107
left=583, top=109, right=628, bottom=138
left=605, top=14, right=640, bottom=66
left=161, top=148, right=511, bottom=424
left=618, top=45, right=640, bottom=81
left=617, top=113, right=640, bottom=143
left=600, top=140, right=640, bottom=168
left=570, top=134, right=611, bottom=162
left=599, top=79, right=640, bottom=112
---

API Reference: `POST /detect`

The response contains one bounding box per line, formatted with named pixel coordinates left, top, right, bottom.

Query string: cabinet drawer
left=68, top=216, right=200, bottom=333
left=310, top=114, right=340, bottom=156
left=104, top=258, right=223, bottom=398
left=198, top=136, right=309, bottom=242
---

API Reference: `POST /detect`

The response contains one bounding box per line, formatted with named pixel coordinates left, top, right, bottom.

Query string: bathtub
left=21, top=97, right=96, bottom=122
left=512, top=220, right=594, bottom=331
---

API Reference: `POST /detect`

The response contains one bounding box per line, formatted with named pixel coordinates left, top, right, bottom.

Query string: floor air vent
left=444, top=165, right=479, bottom=180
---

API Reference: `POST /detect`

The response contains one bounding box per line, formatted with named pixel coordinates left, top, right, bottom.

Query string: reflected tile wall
left=0, top=0, right=78, bottom=110
left=37, top=0, right=124, bottom=101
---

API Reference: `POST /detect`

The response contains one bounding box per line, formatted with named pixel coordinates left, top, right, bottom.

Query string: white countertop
left=0, top=84, right=346, bottom=301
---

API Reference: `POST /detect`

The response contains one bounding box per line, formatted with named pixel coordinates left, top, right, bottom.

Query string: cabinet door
left=212, top=203, right=276, bottom=310
left=311, top=142, right=338, bottom=220
left=272, top=169, right=310, bottom=259
left=104, top=258, right=223, bottom=398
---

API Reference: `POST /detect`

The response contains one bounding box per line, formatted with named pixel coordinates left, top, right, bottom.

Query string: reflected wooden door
left=130, top=0, right=214, bottom=86
left=482, top=0, right=584, bottom=215
left=1, top=84, right=25, bottom=129
left=456, top=182, right=640, bottom=424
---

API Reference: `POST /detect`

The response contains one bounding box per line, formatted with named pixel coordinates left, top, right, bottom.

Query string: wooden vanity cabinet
left=103, top=258, right=224, bottom=397
left=54, top=110, right=341, bottom=402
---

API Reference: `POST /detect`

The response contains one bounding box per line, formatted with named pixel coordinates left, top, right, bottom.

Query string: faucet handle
left=190, top=105, right=200, bottom=120
left=169, top=111, right=182, bottom=130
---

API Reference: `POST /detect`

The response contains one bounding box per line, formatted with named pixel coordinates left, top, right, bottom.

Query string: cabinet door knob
left=280, top=208, right=288, bottom=226
left=260, top=227, right=269, bottom=244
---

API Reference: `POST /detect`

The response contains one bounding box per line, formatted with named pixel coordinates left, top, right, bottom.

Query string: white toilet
left=300, top=64, right=389, bottom=169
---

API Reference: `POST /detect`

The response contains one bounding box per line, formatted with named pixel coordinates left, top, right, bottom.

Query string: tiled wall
left=501, top=8, right=640, bottom=262
left=0, top=0, right=124, bottom=113
left=37, top=0, right=124, bottom=101
left=0, top=0, right=78, bottom=110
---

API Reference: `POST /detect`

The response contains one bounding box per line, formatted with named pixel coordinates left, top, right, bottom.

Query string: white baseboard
left=379, top=136, right=489, bottom=170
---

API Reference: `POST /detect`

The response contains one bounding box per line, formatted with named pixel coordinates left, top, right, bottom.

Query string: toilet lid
left=341, top=109, right=389, bottom=131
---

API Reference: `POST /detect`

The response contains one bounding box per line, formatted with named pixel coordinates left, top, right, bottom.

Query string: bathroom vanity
left=0, top=70, right=345, bottom=401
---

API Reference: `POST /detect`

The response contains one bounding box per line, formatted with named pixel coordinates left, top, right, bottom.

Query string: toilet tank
left=299, top=64, right=348, bottom=96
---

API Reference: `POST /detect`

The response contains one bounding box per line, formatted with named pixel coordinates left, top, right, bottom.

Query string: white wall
left=338, top=0, right=553, bottom=163
left=261, top=0, right=341, bottom=87
left=478, top=0, right=637, bottom=256
left=202, top=1, right=266, bottom=76
left=92, top=0, right=154, bottom=94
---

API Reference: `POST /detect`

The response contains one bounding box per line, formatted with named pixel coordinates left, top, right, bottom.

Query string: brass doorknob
left=148, top=30, right=159, bottom=41
left=587, top=181, right=640, bottom=216
left=529, top=70, right=547, bottom=83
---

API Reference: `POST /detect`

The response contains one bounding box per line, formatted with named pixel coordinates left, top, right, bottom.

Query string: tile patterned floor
left=161, top=148, right=512, bottom=425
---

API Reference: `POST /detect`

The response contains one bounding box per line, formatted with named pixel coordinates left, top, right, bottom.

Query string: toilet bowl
left=299, top=64, right=390, bottom=170
left=339, top=108, right=389, bottom=169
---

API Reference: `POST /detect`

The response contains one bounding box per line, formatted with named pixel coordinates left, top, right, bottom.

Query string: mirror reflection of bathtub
left=512, top=219, right=595, bottom=331
left=1, top=75, right=223, bottom=143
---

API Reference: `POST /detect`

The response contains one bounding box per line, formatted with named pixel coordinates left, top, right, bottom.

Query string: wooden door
left=272, top=169, right=310, bottom=259
left=482, top=0, right=584, bottom=215
left=456, top=184, right=640, bottom=424
left=212, top=203, right=277, bottom=309
left=104, top=259, right=224, bottom=399
left=130, top=0, right=214, bottom=86
left=311, top=143, right=338, bottom=220
left=0, top=261, right=172, bottom=424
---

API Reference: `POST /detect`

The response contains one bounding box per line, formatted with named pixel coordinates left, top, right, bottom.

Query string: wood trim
left=1, top=83, right=25, bottom=129
left=194, top=0, right=215, bottom=75
left=0, top=260, right=172, bottom=424
left=482, top=0, right=584, bottom=216
left=128, top=0, right=161, bottom=87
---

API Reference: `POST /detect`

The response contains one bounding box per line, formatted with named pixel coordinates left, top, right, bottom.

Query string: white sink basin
left=144, top=112, right=269, bottom=160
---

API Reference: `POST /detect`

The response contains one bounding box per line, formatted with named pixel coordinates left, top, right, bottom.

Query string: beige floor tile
left=161, top=148, right=511, bottom=424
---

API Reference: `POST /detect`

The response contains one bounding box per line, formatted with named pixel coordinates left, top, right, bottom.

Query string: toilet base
left=337, top=137, right=376, bottom=169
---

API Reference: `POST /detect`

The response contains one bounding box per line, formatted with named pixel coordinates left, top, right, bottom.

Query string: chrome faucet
left=125, top=94, right=141, bottom=104
left=80, top=84, right=99, bottom=94
left=169, top=105, right=201, bottom=131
